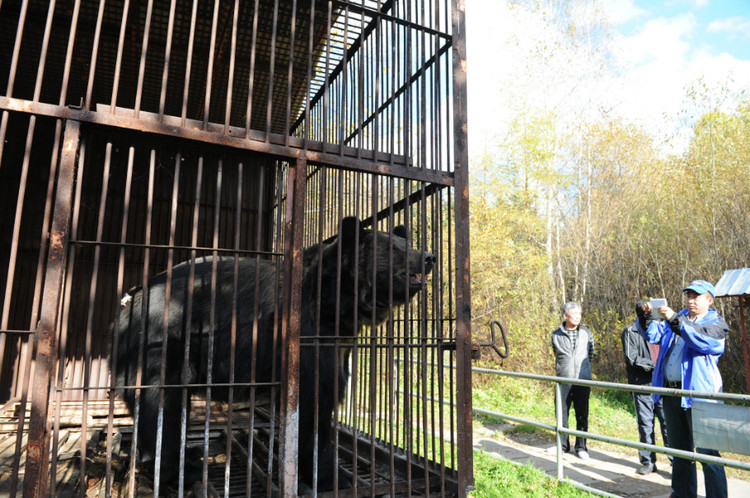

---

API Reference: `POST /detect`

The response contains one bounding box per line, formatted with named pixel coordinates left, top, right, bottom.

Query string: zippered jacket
left=643, top=308, right=728, bottom=408
left=551, top=324, right=595, bottom=380
left=621, top=321, right=654, bottom=385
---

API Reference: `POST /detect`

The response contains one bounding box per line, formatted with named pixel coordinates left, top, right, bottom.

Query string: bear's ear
left=339, top=217, right=362, bottom=249
left=393, top=225, right=408, bottom=240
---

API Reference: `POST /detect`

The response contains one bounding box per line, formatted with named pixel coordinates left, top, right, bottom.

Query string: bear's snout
left=424, top=253, right=436, bottom=273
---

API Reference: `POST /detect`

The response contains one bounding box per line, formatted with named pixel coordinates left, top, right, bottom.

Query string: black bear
left=114, top=217, right=435, bottom=494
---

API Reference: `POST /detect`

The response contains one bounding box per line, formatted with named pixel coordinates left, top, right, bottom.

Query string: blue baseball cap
left=683, top=279, right=715, bottom=298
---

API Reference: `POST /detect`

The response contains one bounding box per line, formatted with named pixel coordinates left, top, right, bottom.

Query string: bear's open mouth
left=409, top=273, right=428, bottom=287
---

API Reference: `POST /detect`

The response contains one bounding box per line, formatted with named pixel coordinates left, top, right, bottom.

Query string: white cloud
left=707, top=16, right=750, bottom=37
left=616, top=14, right=696, bottom=66
left=465, top=0, right=750, bottom=157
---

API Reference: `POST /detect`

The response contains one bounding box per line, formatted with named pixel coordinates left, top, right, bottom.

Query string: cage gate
left=0, top=0, right=472, bottom=496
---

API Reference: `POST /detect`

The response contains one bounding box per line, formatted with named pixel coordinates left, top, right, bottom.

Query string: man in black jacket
left=621, top=300, right=669, bottom=474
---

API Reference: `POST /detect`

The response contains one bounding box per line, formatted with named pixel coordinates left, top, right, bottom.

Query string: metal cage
left=0, top=0, right=471, bottom=496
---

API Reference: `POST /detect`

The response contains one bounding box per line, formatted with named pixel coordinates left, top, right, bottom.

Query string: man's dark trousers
left=633, top=391, right=668, bottom=466
left=663, top=395, right=727, bottom=498
left=558, top=384, right=590, bottom=453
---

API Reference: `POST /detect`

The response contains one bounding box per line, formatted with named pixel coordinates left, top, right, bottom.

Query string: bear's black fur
left=114, top=217, right=435, bottom=493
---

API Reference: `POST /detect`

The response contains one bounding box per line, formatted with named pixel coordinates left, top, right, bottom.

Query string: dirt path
left=473, top=421, right=750, bottom=497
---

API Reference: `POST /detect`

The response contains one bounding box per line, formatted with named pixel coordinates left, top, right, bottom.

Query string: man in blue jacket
left=643, top=280, right=728, bottom=498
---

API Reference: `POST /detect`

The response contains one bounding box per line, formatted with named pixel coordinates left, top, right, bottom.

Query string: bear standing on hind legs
left=114, top=217, right=436, bottom=494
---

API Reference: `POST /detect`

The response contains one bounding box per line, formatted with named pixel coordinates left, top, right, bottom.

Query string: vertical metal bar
left=285, top=0, right=297, bottom=143
left=314, top=167, right=326, bottom=493
left=0, top=111, right=8, bottom=175
left=154, top=152, right=180, bottom=493
left=245, top=0, right=260, bottom=135
left=247, top=164, right=265, bottom=495
left=339, top=3, right=349, bottom=154
left=322, top=1, right=332, bottom=145
left=106, top=141, right=134, bottom=497
left=434, top=190, right=448, bottom=492
left=159, top=0, right=178, bottom=119
left=23, top=120, right=80, bottom=498
left=373, top=1, right=381, bottom=156
left=303, top=0, right=316, bottom=142
left=279, top=159, right=306, bottom=497
left=267, top=160, right=286, bottom=495
left=4, top=0, right=30, bottom=97
left=200, top=159, right=223, bottom=493
left=332, top=169, right=346, bottom=485
left=356, top=0, right=365, bottom=157
left=224, top=160, right=242, bottom=497
left=203, top=0, right=221, bottom=128
left=181, top=0, right=199, bottom=126
left=386, top=177, right=397, bottom=496
left=31, top=0, right=57, bottom=102
left=83, top=0, right=103, bottom=109
left=134, top=0, right=155, bottom=117
left=555, top=382, right=564, bottom=479
left=179, top=157, right=203, bottom=498
left=224, top=0, right=240, bottom=133
left=419, top=185, right=431, bottom=495
left=369, top=176, right=379, bottom=495
left=402, top=180, right=413, bottom=498
left=129, top=148, right=155, bottom=497
left=451, top=0, right=472, bottom=493
left=446, top=186, right=456, bottom=469
left=110, top=0, right=132, bottom=113
left=351, top=174, right=362, bottom=490
left=403, top=0, right=411, bottom=163
left=266, top=0, right=280, bottom=139
left=78, top=141, right=114, bottom=498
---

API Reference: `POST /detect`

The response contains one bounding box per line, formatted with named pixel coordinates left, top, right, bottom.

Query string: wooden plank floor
left=0, top=399, right=453, bottom=497
left=0, top=399, right=275, bottom=497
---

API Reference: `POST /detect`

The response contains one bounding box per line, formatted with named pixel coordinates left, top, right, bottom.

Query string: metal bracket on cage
left=472, top=320, right=509, bottom=362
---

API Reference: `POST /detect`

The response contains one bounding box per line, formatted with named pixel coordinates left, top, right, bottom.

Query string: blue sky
left=614, top=0, right=750, bottom=60
left=466, top=0, right=750, bottom=155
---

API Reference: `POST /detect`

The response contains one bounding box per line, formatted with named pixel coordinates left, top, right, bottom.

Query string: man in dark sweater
left=621, top=300, right=668, bottom=474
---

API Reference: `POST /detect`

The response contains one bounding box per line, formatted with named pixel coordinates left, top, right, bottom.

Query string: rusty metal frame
left=24, top=119, right=81, bottom=498
left=279, top=158, right=307, bottom=496
left=450, top=0, right=473, bottom=493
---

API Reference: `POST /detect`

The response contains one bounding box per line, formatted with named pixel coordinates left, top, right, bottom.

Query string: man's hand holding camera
left=642, top=300, right=675, bottom=321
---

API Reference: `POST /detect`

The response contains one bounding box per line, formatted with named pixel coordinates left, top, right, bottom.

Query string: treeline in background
left=468, top=1, right=749, bottom=393
left=471, top=99, right=750, bottom=392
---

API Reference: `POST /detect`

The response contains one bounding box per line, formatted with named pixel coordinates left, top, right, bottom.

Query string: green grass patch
left=505, top=423, right=542, bottom=436
left=470, top=450, right=596, bottom=497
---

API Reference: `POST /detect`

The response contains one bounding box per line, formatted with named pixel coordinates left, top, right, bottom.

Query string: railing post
left=555, top=381, right=564, bottom=480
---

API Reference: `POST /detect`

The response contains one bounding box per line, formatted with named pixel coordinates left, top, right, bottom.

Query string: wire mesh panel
left=0, top=0, right=471, bottom=496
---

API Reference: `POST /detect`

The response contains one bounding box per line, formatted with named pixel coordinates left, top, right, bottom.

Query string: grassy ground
left=470, top=449, right=596, bottom=497
left=470, top=373, right=750, bottom=481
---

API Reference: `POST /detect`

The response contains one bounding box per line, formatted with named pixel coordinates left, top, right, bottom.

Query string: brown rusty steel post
left=279, top=158, right=307, bottom=496
left=451, top=0, right=473, bottom=495
left=24, top=120, right=80, bottom=498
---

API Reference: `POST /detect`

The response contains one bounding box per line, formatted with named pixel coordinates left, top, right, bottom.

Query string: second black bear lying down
left=115, top=217, right=436, bottom=493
